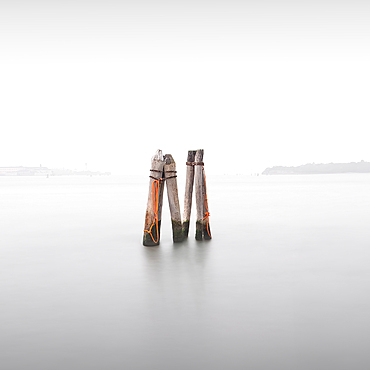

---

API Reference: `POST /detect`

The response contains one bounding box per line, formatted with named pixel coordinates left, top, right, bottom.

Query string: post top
left=164, top=154, right=175, bottom=164
left=151, top=149, right=163, bottom=162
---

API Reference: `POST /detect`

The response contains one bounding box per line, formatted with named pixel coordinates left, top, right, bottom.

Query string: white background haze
left=1, top=0, right=369, bottom=175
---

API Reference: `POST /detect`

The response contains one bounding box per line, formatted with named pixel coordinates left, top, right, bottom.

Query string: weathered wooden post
left=163, top=154, right=184, bottom=242
left=202, top=166, right=212, bottom=240
left=143, top=150, right=165, bottom=246
left=183, top=150, right=196, bottom=239
left=194, top=149, right=204, bottom=240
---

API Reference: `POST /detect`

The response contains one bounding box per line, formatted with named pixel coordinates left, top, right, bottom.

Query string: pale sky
left=1, top=0, right=369, bottom=174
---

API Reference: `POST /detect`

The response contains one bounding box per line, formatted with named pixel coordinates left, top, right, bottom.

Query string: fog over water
left=1, top=174, right=370, bottom=370
left=2, top=0, right=370, bottom=368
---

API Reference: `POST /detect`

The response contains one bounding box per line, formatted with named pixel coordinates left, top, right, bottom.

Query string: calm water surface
left=1, top=174, right=370, bottom=370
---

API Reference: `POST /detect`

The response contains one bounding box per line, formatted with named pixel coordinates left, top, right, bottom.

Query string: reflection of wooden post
left=143, top=150, right=165, bottom=246
left=194, top=149, right=204, bottom=240
left=164, top=154, right=184, bottom=243
left=202, top=166, right=211, bottom=240
left=183, top=150, right=196, bottom=239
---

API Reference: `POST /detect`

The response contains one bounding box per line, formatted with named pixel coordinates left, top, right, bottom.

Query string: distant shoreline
left=0, top=166, right=111, bottom=176
left=262, top=161, right=370, bottom=175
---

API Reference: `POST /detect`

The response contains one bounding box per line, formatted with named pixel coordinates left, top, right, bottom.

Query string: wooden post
left=183, top=150, right=196, bottom=239
left=194, top=149, right=204, bottom=240
left=202, top=166, right=212, bottom=240
left=164, top=154, right=184, bottom=243
left=157, top=169, right=165, bottom=236
left=143, top=150, right=165, bottom=246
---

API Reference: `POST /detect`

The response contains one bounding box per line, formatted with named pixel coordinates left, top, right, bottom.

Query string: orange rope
left=202, top=167, right=211, bottom=238
left=144, top=179, right=160, bottom=243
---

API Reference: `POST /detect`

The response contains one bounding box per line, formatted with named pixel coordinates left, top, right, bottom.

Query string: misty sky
left=1, top=0, right=369, bottom=174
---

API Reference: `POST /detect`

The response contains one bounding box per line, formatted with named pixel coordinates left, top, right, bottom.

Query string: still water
left=1, top=174, right=370, bottom=370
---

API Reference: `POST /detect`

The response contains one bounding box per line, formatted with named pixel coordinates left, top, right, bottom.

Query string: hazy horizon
left=1, top=0, right=369, bottom=175
left=1, top=158, right=370, bottom=176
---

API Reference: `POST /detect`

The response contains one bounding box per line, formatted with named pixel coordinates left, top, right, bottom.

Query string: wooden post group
left=143, top=149, right=211, bottom=246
